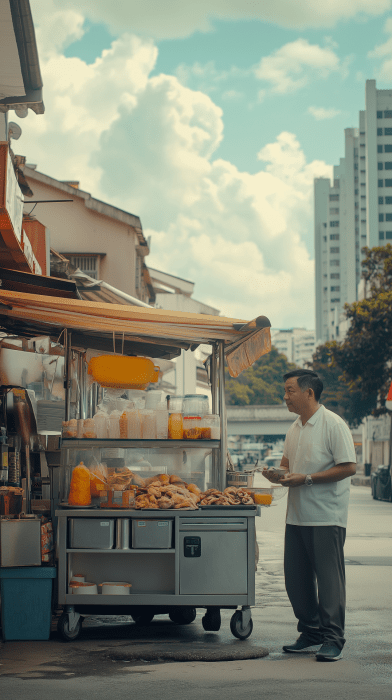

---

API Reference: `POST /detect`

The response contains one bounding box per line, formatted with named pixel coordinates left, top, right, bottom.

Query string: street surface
left=0, top=484, right=391, bottom=699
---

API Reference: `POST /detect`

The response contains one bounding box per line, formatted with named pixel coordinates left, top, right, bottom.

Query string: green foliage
left=311, top=245, right=392, bottom=425
left=225, top=346, right=297, bottom=405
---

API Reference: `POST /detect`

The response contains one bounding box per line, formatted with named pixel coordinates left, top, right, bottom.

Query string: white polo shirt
left=283, top=404, right=356, bottom=528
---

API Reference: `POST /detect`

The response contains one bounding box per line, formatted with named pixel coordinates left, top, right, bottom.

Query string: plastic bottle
left=108, top=410, right=121, bottom=439
left=155, top=402, right=169, bottom=439
left=119, top=411, right=128, bottom=439
left=139, top=409, right=156, bottom=439
left=127, top=409, right=142, bottom=439
left=93, top=409, right=109, bottom=439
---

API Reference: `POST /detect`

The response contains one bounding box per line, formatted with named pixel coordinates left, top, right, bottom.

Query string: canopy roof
left=0, top=289, right=271, bottom=375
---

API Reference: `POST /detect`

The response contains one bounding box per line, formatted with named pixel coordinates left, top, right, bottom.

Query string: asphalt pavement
left=0, top=483, right=391, bottom=700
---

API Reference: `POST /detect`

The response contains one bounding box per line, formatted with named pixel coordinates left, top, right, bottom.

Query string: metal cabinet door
left=179, top=530, right=248, bottom=595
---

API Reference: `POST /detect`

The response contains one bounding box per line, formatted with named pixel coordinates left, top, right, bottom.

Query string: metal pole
left=211, top=343, right=218, bottom=414
left=218, top=340, right=227, bottom=492
left=64, top=330, right=72, bottom=422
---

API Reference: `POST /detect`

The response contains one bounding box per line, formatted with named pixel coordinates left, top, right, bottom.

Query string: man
left=263, top=368, right=356, bottom=662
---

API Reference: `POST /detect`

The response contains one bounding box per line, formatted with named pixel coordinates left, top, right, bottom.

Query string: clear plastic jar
left=83, top=418, right=96, bottom=439
left=183, top=416, right=202, bottom=439
left=168, top=412, right=183, bottom=439
left=139, top=409, right=156, bottom=439
left=93, top=411, right=108, bottom=439
left=108, top=411, right=121, bottom=439
left=202, top=414, right=220, bottom=439
left=168, top=396, right=183, bottom=413
left=183, top=394, right=209, bottom=417
left=155, top=404, right=169, bottom=439
left=62, top=419, right=77, bottom=438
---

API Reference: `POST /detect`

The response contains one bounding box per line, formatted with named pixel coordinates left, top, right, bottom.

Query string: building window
left=330, top=273, right=340, bottom=279
left=386, top=162, right=392, bottom=169
left=331, top=286, right=340, bottom=291
left=387, top=231, right=392, bottom=239
left=330, top=260, right=340, bottom=266
left=68, top=255, right=100, bottom=279
left=329, top=208, right=339, bottom=214
left=379, top=196, right=384, bottom=204
left=378, top=128, right=383, bottom=135
left=377, top=111, right=383, bottom=118
left=385, top=110, right=392, bottom=118
left=330, top=234, right=340, bottom=240
left=385, top=145, right=392, bottom=152
left=386, top=179, right=392, bottom=187
left=379, top=179, right=384, bottom=187
left=386, top=196, right=392, bottom=204
left=330, top=221, right=339, bottom=227
left=385, top=128, right=392, bottom=135
left=379, top=232, right=385, bottom=239
left=331, top=298, right=340, bottom=303
left=378, top=162, right=384, bottom=170
left=378, top=145, right=383, bottom=153
left=380, top=213, right=385, bottom=221
left=329, top=194, right=339, bottom=201
left=330, top=247, right=340, bottom=253
left=387, top=213, right=392, bottom=221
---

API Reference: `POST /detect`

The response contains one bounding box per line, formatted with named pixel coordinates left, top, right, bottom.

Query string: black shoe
left=283, top=637, right=322, bottom=653
left=316, top=643, right=343, bottom=662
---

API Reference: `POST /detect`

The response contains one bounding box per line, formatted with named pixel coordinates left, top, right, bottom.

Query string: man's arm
left=280, top=462, right=356, bottom=488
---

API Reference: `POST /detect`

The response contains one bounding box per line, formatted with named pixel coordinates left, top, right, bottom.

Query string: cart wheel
left=169, top=607, right=197, bottom=625
left=230, top=610, right=253, bottom=640
left=57, top=612, right=82, bottom=641
left=132, top=610, right=155, bottom=626
left=202, top=608, right=221, bottom=632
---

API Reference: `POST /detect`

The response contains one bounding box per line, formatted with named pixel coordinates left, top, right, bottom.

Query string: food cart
left=0, top=289, right=274, bottom=641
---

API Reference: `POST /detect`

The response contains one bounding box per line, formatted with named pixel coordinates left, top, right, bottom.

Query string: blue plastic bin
left=0, top=567, right=57, bottom=640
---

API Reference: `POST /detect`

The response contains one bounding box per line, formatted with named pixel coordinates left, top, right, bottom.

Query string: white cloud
left=368, top=18, right=392, bottom=80
left=31, top=0, right=392, bottom=40
left=254, top=39, right=341, bottom=94
left=308, top=106, right=341, bottom=120
left=15, top=11, right=333, bottom=328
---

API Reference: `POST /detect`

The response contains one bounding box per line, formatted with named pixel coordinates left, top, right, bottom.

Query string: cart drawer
left=132, top=519, right=173, bottom=549
left=179, top=530, right=248, bottom=595
left=68, top=518, right=115, bottom=549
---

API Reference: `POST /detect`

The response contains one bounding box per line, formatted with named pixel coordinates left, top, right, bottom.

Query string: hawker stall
left=0, top=290, right=282, bottom=641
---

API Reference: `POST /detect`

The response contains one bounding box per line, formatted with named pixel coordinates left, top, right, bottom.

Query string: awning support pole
left=64, top=330, right=72, bottom=422
left=218, top=340, right=227, bottom=492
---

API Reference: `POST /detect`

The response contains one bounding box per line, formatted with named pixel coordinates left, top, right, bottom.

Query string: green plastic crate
left=0, top=567, right=57, bottom=640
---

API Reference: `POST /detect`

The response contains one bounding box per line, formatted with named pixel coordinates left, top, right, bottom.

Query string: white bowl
left=99, top=581, right=132, bottom=595
left=70, top=582, right=98, bottom=595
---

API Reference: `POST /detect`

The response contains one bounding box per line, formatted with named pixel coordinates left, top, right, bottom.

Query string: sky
left=13, top=0, right=392, bottom=328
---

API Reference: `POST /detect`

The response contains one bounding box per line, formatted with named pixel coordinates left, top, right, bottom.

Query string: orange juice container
left=168, top=412, right=183, bottom=439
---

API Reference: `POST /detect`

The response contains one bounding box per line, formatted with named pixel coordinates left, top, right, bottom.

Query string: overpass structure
left=226, top=404, right=296, bottom=436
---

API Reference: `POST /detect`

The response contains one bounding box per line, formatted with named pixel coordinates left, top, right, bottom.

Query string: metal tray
left=59, top=502, right=98, bottom=509
left=200, top=505, right=256, bottom=510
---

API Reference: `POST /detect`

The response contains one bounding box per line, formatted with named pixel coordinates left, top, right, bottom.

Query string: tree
left=225, top=346, right=297, bottom=405
left=308, top=342, right=376, bottom=427
left=318, top=245, right=392, bottom=433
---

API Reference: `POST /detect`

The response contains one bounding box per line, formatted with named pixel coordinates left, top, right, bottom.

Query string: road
left=0, top=485, right=391, bottom=699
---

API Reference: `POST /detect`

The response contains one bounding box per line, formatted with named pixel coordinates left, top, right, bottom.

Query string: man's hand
left=279, top=473, right=306, bottom=488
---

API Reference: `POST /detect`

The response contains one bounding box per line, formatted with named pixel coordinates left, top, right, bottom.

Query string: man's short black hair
left=283, top=368, right=323, bottom=401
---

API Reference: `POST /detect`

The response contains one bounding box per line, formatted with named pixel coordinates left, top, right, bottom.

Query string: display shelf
left=66, top=549, right=175, bottom=554
left=61, top=438, right=219, bottom=449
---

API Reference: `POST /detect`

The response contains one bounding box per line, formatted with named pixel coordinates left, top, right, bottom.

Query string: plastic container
left=168, top=396, right=184, bottom=413
left=0, top=567, right=57, bottom=640
left=183, top=394, right=209, bottom=417
left=70, top=582, right=98, bottom=595
left=183, top=416, right=202, bottom=439
left=145, top=390, right=165, bottom=409
left=83, top=418, right=96, bottom=439
left=77, top=419, right=84, bottom=439
left=155, top=404, right=168, bottom=439
left=127, top=409, right=142, bottom=438
left=93, top=410, right=108, bottom=439
left=139, top=409, right=156, bottom=439
left=62, top=419, right=77, bottom=438
left=168, top=412, right=183, bottom=439
left=119, top=412, right=128, bottom=439
left=202, top=414, right=220, bottom=439
left=108, top=411, right=121, bottom=439
left=99, top=582, right=132, bottom=595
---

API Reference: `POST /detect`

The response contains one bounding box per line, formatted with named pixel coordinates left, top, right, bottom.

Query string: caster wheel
left=230, top=610, right=253, bottom=640
left=169, top=607, right=196, bottom=625
left=57, top=612, right=82, bottom=641
left=132, top=610, right=155, bottom=626
left=202, top=608, right=221, bottom=632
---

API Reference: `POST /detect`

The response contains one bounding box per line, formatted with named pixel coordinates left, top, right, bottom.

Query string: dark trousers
left=284, top=524, right=346, bottom=650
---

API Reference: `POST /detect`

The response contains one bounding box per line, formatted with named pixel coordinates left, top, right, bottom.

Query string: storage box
left=0, top=518, right=41, bottom=566
left=0, top=567, right=56, bottom=640
left=68, top=518, right=115, bottom=549
left=132, top=519, right=173, bottom=549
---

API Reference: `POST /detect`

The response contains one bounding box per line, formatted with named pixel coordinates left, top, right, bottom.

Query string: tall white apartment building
left=271, top=328, right=316, bottom=367
left=314, top=79, right=392, bottom=343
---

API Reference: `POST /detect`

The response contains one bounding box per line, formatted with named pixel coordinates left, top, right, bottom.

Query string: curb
left=105, top=644, right=269, bottom=662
